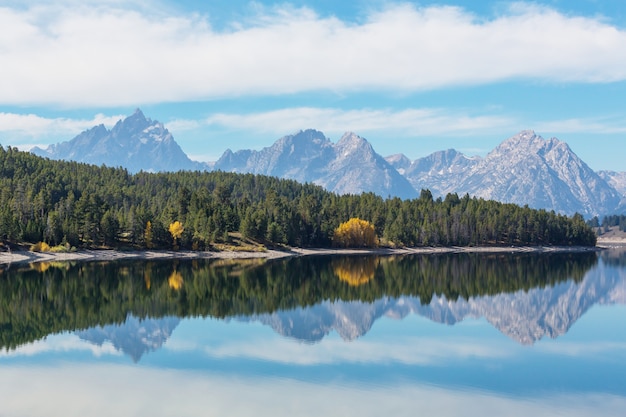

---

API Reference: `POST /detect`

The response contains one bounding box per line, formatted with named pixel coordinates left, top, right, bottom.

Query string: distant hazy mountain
left=384, top=153, right=412, bottom=175
left=598, top=170, right=626, bottom=213
left=32, top=109, right=207, bottom=173
left=397, top=131, right=622, bottom=217
left=214, top=129, right=418, bottom=199
left=393, top=148, right=480, bottom=198
left=241, top=256, right=625, bottom=345
left=76, top=315, right=180, bottom=362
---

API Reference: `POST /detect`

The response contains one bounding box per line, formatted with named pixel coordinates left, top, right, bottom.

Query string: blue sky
left=1, top=0, right=625, bottom=171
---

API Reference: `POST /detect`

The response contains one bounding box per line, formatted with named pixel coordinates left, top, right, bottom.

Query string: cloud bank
left=0, top=112, right=124, bottom=146
left=1, top=2, right=625, bottom=106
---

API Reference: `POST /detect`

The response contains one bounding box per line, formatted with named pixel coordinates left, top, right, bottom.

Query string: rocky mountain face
left=397, top=131, right=622, bottom=217
left=75, top=315, right=180, bottom=362
left=391, top=149, right=480, bottom=198
left=214, top=130, right=418, bottom=199
left=32, top=109, right=207, bottom=173
left=241, top=255, right=626, bottom=345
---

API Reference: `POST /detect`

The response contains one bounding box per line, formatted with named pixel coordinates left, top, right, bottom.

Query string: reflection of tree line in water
left=598, top=247, right=626, bottom=268
left=0, top=253, right=597, bottom=350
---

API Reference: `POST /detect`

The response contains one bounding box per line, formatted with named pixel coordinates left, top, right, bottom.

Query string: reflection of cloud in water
left=165, top=334, right=510, bottom=366
left=534, top=340, right=626, bottom=357
left=0, top=334, right=121, bottom=358
left=0, top=364, right=624, bottom=417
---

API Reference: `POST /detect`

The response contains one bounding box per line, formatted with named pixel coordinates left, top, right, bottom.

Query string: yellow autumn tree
left=144, top=221, right=153, bottom=249
left=169, top=221, right=184, bottom=248
left=333, top=218, right=378, bottom=248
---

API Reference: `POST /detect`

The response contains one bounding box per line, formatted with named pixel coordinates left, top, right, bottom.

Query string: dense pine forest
left=0, top=145, right=596, bottom=249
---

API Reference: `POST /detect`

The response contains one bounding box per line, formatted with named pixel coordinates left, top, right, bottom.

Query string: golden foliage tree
left=168, top=221, right=184, bottom=248
left=30, top=241, right=51, bottom=252
left=333, top=218, right=378, bottom=248
left=144, top=221, right=153, bottom=249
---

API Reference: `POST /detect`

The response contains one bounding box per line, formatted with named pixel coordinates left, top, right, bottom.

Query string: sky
left=1, top=0, right=625, bottom=171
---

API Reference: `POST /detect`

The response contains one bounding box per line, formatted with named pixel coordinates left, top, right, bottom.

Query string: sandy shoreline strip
left=0, top=244, right=608, bottom=266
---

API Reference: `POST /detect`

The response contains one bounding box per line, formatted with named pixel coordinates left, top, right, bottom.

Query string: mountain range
left=31, top=110, right=626, bottom=217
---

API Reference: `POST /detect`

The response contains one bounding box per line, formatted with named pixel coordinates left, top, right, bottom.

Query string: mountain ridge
left=29, top=110, right=626, bottom=216
left=214, top=129, right=419, bottom=199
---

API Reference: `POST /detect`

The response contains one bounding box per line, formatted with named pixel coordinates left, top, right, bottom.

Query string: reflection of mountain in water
left=75, top=315, right=180, bottom=362
left=243, top=256, right=626, bottom=345
left=0, top=251, right=614, bottom=351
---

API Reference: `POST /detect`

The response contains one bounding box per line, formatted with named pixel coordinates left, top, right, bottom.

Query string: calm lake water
left=1, top=249, right=625, bottom=416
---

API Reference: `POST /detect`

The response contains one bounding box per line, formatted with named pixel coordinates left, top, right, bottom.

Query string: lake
left=1, top=249, right=625, bottom=416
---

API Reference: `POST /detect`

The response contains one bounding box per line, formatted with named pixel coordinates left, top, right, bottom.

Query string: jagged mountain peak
left=337, top=131, right=370, bottom=148
left=214, top=129, right=417, bottom=199
left=457, top=130, right=620, bottom=216
left=492, top=131, right=574, bottom=161
left=31, top=109, right=206, bottom=173
left=491, top=130, right=549, bottom=156
left=271, top=129, right=332, bottom=155
left=385, top=154, right=412, bottom=174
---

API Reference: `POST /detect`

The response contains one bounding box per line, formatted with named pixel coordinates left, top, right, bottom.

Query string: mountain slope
left=458, top=131, right=620, bottom=217
left=402, top=148, right=479, bottom=197
left=214, top=130, right=418, bottom=199
left=32, top=109, right=206, bottom=173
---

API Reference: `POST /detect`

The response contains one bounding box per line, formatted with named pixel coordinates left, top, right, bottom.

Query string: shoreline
left=0, top=244, right=608, bottom=266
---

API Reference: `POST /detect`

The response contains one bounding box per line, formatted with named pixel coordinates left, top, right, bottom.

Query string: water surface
left=1, top=250, right=625, bottom=416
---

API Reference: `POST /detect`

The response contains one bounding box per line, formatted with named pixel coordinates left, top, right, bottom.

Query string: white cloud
left=202, top=107, right=514, bottom=138
left=535, top=117, right=626, bottom=134
left=0, top=112, right=123, bottom=144
left=1, top=2, right=626, bottom=106
left=0, top=333, right=122, bottom=358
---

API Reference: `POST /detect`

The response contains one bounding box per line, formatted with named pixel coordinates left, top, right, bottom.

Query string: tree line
left=588, top=214, right=626, bottom=233
left=0, top=145, right=596, bottom=249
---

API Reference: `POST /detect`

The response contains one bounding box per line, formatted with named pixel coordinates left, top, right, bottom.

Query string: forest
left=0, top=145, right=597, bottom=250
